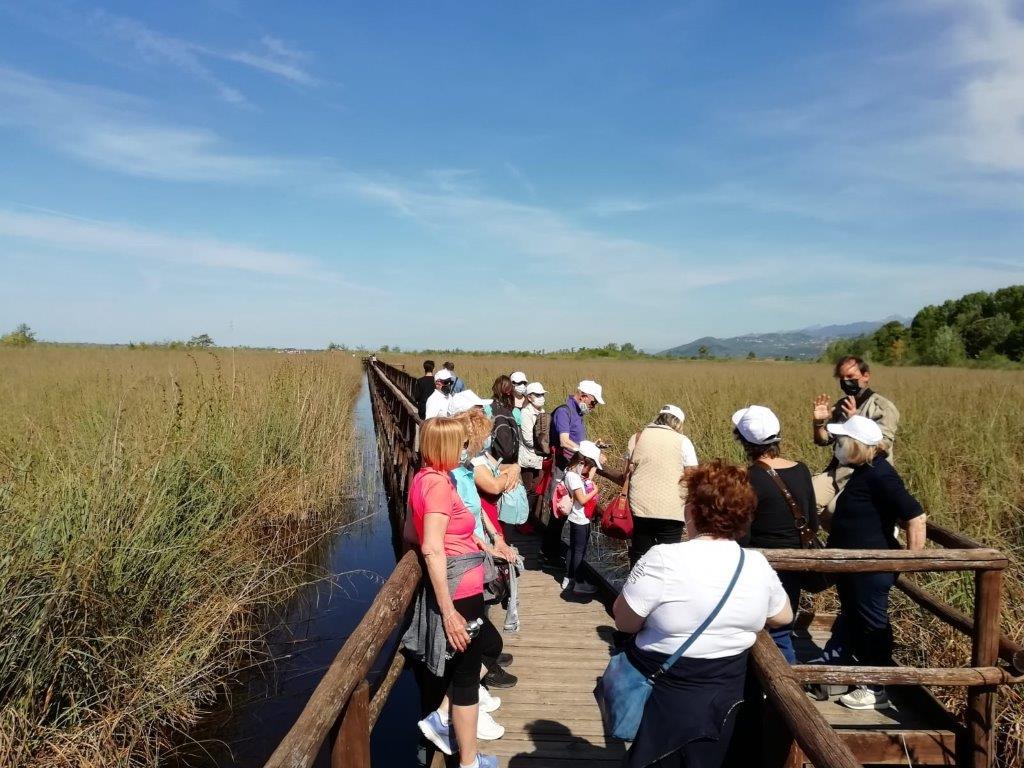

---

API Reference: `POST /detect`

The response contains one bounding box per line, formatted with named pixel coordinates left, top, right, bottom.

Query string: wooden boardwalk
left=485, top=531, right=626, bottom=767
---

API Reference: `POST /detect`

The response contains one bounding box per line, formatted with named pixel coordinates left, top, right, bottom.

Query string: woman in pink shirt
left=408, top=417, right=500, bottom=768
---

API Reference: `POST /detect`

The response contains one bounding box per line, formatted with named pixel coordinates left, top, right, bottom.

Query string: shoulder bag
left=756, top=461, right=832, bottom=594
left=599, top=431, right=640, bottom=540
left=594, top=548, right=745, bottom=741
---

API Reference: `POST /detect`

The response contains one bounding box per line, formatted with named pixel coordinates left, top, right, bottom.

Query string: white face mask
left=459, top=448, right=469, bottom=464
left=834, top=439, right=853, bottom=466
left=532, top=395, right=546, bottom=408
left=578, top=399, right=590, bottom=414
left=514, top=383, right=527, bottom=395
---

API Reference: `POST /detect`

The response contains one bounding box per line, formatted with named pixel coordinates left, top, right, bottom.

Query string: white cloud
left=0, top=66, right=293, bottom=182
left=0, top=207, right=357, bottom=285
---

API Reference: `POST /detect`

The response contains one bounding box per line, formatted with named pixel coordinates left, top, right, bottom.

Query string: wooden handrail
left=792, top=664, right=1024, bottom=686
left=750, top=633, right=863, bottom=768
left=760, top=548, right=1008, bottom=572
left=263, top=551, right=422, bottom=768
left=896, top=575, right=1024, bottom=674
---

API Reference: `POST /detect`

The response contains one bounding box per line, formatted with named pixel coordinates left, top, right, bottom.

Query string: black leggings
left=417, top=593, right=503, bottom=710
left=629, top=517, right=685, bottom=567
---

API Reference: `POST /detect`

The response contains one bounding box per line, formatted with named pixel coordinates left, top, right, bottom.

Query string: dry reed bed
left=395, top=354, right=1024, bottom=766
left=0, top=348, right=364, bottom=767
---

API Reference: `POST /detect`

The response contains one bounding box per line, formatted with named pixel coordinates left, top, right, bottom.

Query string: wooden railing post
left=966, top=568, right=1002, bottom=768
left=331, top=680, right=370, bottom=768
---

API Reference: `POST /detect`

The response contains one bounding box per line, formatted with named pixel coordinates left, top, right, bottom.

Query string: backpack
left=533, top=409, right=552, bottom=457
left=498, top=482, right=529, bottom=525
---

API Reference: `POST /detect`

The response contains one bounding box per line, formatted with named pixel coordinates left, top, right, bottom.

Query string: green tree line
left=824, top=285, right=1024, bottom=367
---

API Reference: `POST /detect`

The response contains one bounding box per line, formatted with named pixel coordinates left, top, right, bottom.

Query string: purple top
left=551, top=396, right=586, bottom=467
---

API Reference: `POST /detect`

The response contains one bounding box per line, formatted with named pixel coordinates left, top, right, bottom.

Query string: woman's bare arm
left=613, top=595, right=645, bottom=634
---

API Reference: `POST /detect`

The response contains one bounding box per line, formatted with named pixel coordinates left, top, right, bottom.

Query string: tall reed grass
left=396, top=354, right=1024, bottom=766
left=0, top=348, right=364, bottom=766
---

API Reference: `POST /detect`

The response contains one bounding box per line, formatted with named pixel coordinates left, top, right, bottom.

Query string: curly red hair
left=683, top=459, right=757, bottom=540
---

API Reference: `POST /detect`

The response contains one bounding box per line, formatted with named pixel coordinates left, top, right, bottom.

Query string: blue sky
left=1, top=1, right=1022, bottom=350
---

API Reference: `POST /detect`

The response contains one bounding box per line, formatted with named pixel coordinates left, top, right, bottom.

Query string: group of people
left=399, top=355, right=924, bottom=768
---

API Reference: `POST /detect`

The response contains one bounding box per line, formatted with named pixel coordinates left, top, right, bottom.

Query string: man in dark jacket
left=413, top=360, right=436, bottom=419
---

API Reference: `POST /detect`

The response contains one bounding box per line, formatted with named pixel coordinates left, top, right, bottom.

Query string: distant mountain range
left=660, top=317, right=910, bottom=359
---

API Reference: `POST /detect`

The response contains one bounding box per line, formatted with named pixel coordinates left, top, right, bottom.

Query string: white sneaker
left=477, top=709, right=505, bottom=740
left=573, top=582, right=598, bottom=595
left=479, top=685, right=501, bottom=713
left=417, top=709, right=452, bottom=755
left=561, top=577, right=571, bottom=590
left=839, top=686, right=892, bottom=710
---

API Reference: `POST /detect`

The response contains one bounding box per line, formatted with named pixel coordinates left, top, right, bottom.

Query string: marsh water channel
left=187, top=379, right=421, bottom=767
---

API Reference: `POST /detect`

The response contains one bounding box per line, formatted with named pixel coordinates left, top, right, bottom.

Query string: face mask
left=514, top=383, right=527, bottom=395
left=483, top=436, right=492, bottom=453
left=532, top=395, right=546, bottom=408
left=839, top=378, right=861, bottom=396
left=578, top=398, right=591, bottom=414
left=834, top=440, right=852, bottom=466
left=459, top=448, right=469, bottom=464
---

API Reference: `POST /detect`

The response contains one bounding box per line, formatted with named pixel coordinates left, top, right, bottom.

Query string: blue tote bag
left=595, top=548, right=746, bottom=742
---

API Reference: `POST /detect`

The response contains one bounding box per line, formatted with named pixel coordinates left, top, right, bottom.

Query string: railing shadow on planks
left=262, top=359, right=1024, bottom=768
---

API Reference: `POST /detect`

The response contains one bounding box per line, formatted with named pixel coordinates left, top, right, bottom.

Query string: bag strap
left=622, top=429, right=644, bottom=496
left=755, top=460, right=816, bottom=548
left=652, top=547, right=745, bottom=679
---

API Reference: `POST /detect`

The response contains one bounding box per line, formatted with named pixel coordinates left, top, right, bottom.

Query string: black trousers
left=521, top=466, right=540, bottom=524
left=542, top=514, right=567, bottom=560
left=629, top=517, right=685, bottom=566
left=567, top=520, right=591, bottom=584
left=836, top=571, right=897, bottom=669
left=416, top=593, right=503, bottom=711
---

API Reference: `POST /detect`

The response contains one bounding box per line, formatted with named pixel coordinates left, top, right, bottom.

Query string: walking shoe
left=472, top=755, right=499, bottom=768
left=573, top=582, right=598, bottom=595
left=839, top=686, right=892, bottom=710
left=496, top=652, right=513, bottom=667
left=478, top=685, right=501, bottom=713
left=482, top=666, right=518, bottom=689
left=561, top=577, right=571, bottom=590
left=418, top=709, right=452, bottom=755
left=477, top=709, right=505, bottom=740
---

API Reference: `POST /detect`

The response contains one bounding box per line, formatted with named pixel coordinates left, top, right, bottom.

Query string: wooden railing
left=264, top=358, right=1022, bottom=768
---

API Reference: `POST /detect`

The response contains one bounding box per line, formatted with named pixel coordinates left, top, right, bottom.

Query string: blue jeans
left=567, top=521, right=590, bottom=585
left=770, top=571, right=803, bottom=664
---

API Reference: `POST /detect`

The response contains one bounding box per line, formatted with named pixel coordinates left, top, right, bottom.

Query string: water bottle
left=444, top=618, right=484, bottom=660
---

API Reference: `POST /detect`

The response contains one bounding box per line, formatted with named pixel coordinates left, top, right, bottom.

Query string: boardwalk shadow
left=507, top=719, right=627, bottom=766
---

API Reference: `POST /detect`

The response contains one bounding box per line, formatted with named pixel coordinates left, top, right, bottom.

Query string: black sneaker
left=482, top=666, right=518, bottom=689
left=496, top=652, right=513, bottom=667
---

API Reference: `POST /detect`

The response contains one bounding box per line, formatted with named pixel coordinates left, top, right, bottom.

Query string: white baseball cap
left=434, top=369, right=453, bottom=381
left=526, top=382, right=546, bottom=395
left=578, top=439, right=603, bottom=470
left=510, top=371, right=528, bottom=384
left=578, top=379, right=605, bottom=405
left=827, top=415, right=883, bottom=446
left=660, top=404, right=685, bottom=422
left=731, top=405, right=781, bottom=445
left=450, top=390, right=492, bottom=414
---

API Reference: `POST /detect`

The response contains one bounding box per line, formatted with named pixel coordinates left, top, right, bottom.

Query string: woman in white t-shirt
left=560, top=440, right=602, bottom=597
left=612, top=460, right=793, bottom=768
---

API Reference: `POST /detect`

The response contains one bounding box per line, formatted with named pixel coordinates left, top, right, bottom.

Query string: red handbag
left=600, top=493, right=633, bottom=539
left=599, top=431, right=640, bottom=540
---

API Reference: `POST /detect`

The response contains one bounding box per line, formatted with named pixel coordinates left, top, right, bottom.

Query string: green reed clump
left=0, top=348, right=363, bottom=766
left=393, top=353, right=1024, bottom=766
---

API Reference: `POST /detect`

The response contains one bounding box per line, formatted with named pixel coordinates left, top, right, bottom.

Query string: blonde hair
left=653, top=412, right=685, bottom=434
left=453, top=410, right=492, bottom=457
left=420, top=417, right=464, bottom=471
left=837, top=435, right=879, bottom=466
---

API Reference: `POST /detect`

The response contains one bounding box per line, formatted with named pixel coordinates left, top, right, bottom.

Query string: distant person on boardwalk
left=541, top=379, right=605, bottom=566
left=613, top=460, right=793, bottom=768
left=824, top=415, right=926, bottom=711
left=626, top=404, right=699, bottom=566
left=402, top=417, right=501, bottom=768
left=445, top=361, right=467, bottom=394
left=732, top=404, right=817, bottom=664
left=488, top=375, right=521, bottom=465
left=414, top=359, right=437, bottom=419
left=811, top=356, right=899, bottom=514
left=516, top=382, right=547, bottom=531
left=510, top=371, right=528, bottom=419
left=558, top=441, right=603, bottom=596
left=425, top=368, right=456, bottom=419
